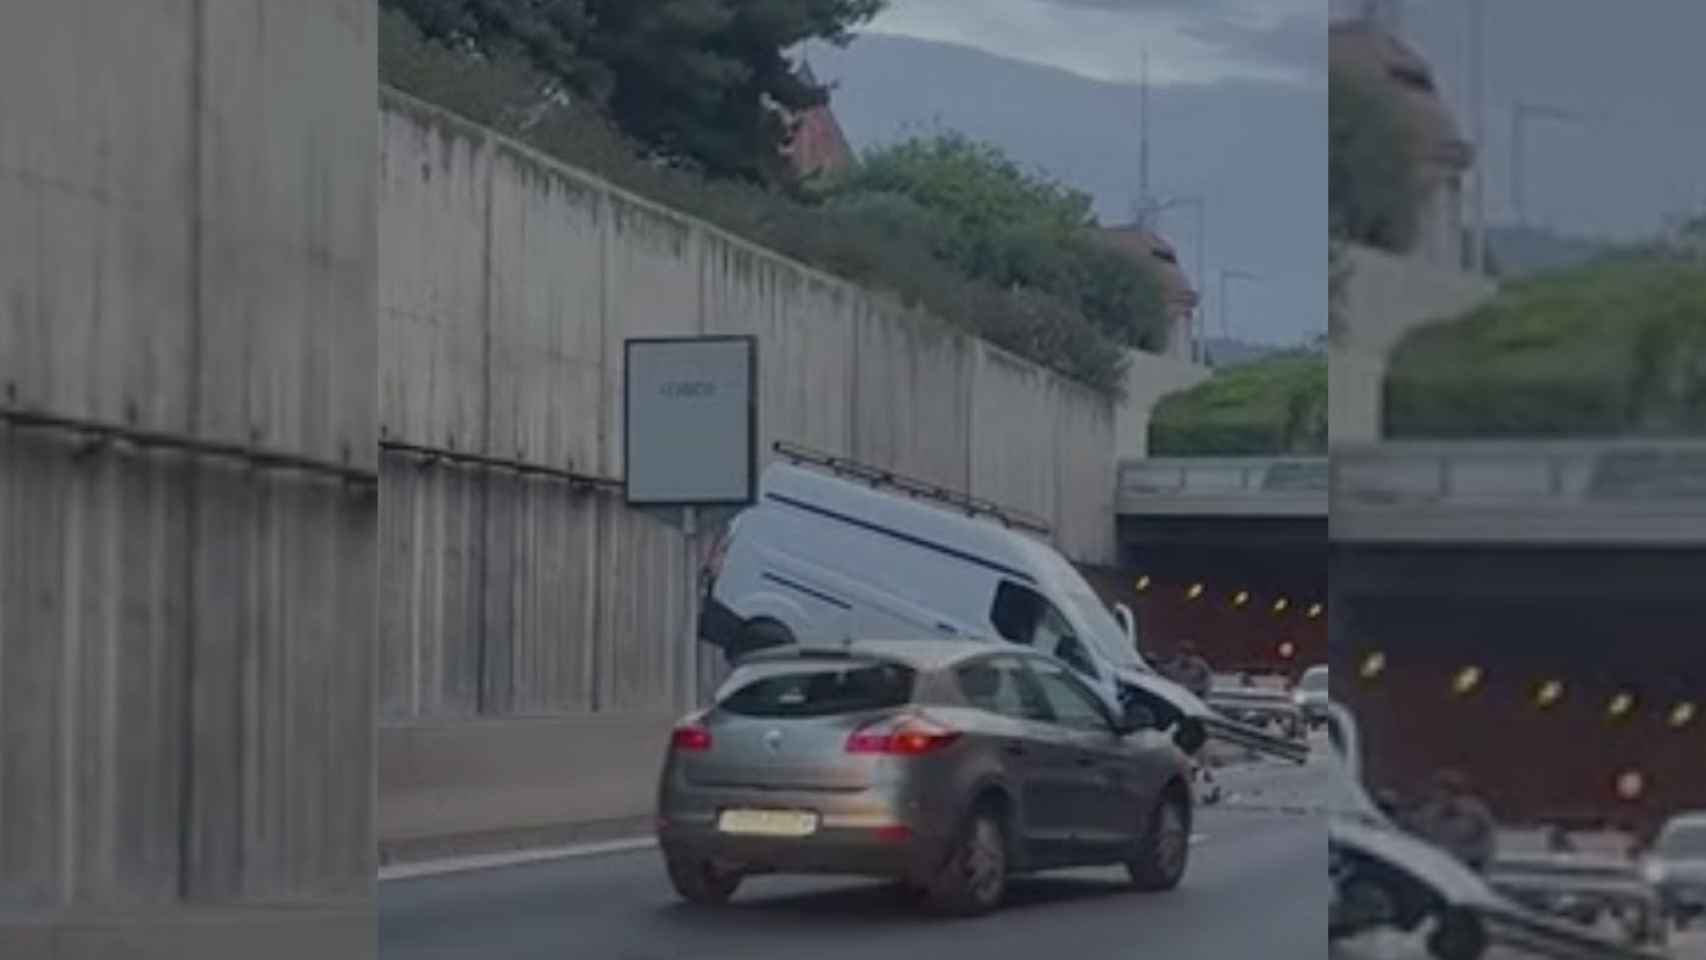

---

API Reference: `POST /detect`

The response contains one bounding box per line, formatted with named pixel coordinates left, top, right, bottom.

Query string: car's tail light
left=846, top=716, right=960, bottom=755
left=671, top=724, right=713, bottom=752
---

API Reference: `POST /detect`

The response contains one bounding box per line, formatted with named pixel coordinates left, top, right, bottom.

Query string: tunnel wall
left=1331, top=546, right=1706, bottom=837
left=1085, top=516, right=1328, bottom=674
left=1, top=2, right=377, bottom=956
left=375, top=90, right=1119, bottom=858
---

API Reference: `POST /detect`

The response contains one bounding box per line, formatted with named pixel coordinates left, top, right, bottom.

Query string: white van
left=697, top=458, right=1305, bottom=762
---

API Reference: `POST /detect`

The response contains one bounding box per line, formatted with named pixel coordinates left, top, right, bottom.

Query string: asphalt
left=379, top=804, right=1326, bottom=960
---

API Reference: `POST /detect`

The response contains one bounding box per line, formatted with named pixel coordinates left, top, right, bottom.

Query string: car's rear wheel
left=927, top=807, right=1008, bottom=917
left=1127, top=789, right=1190, bottom=892
left=665, top=853, right=742, bottom=906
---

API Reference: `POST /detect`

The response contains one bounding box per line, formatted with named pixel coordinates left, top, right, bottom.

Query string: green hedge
left=1150, top=353, right=1327, bottom=456
left=1386, top=256, right=1706, bottom=437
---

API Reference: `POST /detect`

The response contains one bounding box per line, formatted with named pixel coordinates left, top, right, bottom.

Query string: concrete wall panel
left=970, top=346, right=1059, bottom=527
left=1117, top=350, right=1213, bottom=459
left=1333, top=244, right=1497, bottom=445
left=600, top=195, right=704, bottom=477
left=0, top=0, right=197, bottom=432
left=1052, top=379, right=1118, bottom=562
left=486, top=142, right=607, bottom=473
left=2, top=0, right=377, bottom=951
left=850, top=308, right=974, bottom=493
left=378, top=102, right=492, bottom=454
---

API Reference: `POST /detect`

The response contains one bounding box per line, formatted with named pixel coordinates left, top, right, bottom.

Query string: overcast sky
left=814, top=0, right=1329, bottom=346
left=1383, top=0, right=1706, bottom=240
left=863, top=0, right=1326, bottom=88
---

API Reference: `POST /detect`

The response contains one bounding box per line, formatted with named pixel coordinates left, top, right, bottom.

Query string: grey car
left=1295, top=665, right=1329, bottom=727
left=1646, top=812, right=1706, bottom=927
left=656, top=640, right=1195, bottom=916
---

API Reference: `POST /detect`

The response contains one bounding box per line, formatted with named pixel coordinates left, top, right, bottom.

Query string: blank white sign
left=624, top=337, right=756, bottom=505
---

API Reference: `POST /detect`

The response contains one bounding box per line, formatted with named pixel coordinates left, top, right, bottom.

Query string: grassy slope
left=1150, top=353, right=1327, bottom=456
left=1386, top=256, right=1706, bottom=437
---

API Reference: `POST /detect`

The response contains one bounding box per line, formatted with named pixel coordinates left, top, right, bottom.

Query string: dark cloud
left=1186, top=13, right=1325, bottom=79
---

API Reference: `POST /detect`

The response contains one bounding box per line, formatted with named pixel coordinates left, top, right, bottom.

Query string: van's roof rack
left=773, top=441, right=1053, bottom=536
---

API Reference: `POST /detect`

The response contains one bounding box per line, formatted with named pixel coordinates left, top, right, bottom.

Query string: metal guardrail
left=379, top=437, right=623, bottom=491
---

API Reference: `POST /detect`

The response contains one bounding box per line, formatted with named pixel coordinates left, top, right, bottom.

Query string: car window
left=1659, top=823, right=1706, bottom=858
left=719, top=662, right=915, bottom=718
left=1301, top=668, right=1328, bottom=692
left=990, top=581, right=1101, bottom=681
left=1027, top=659, right=1114, bottom=733
left=955, top=656, right=1049, bottom=722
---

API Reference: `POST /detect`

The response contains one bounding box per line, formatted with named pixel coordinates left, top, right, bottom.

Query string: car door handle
left=1004, top=742, right=1027, bottom=757
left=1076, top=755, right=1097, bottom=768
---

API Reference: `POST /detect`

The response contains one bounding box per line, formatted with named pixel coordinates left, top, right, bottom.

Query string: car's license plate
left=717, top=809, right=819, bottom=837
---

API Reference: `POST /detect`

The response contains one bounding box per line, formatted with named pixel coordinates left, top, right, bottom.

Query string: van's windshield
left=1063, top=590, right=1143, bottom=672
left=1017, top=543, right=1146, bottom=672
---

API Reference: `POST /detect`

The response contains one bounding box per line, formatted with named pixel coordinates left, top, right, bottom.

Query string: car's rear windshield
left=719, top=661, right=916, bottom=718
left=1659, top=823, right=1706, bottom=858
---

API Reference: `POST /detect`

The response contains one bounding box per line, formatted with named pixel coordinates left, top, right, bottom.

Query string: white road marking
left=379, top=837, right=658, bottom=882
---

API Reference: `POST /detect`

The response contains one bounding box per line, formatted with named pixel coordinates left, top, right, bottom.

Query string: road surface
left=381, top=791, right=1325, bottom=959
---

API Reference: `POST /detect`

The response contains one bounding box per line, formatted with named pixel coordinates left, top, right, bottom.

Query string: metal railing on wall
left=378, top=436, right=623, bottom=492
left=0, top=404, right=378, bottom=490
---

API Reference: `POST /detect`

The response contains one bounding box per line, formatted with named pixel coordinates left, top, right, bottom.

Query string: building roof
left=1097, top=225, right=1200, bottom=310
left=783, top=62, right=854, bottom=179
left=1330, top=19, right=1474, bottom=174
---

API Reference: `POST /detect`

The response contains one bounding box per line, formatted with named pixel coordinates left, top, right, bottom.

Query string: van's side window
left=990, top=582, right=1099, bottom=681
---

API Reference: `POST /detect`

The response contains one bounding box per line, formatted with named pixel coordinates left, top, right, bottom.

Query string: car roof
left=1662, top=811, right=1706, bottom=830
left=735, top=639, right=1039, bottom=673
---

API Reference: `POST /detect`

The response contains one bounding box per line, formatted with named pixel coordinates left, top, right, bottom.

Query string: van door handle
left=935, top=622, right=958, bottom=635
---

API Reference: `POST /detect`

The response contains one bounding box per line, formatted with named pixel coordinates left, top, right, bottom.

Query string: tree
left=1330, top=64, right=1422, bottom=252
left=382, top=0, right=887, bottom=182
left=824, top=134, right=1169, bottom=350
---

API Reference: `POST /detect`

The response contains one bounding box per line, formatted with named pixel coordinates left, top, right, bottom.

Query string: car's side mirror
left=1117, top=701, right=1156, bottom=735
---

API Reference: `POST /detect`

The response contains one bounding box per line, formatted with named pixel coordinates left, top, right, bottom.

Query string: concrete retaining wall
left=1, top=2, right=377, bottom=955
left=1116, top=349, right=1213, bottom=459
left=1331, top=244, right=1497, bottom=445
left=376, top=90, right=1118, bottom=858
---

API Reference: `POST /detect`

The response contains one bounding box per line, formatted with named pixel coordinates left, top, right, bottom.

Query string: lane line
left=379, top=837, right=658, bottom=882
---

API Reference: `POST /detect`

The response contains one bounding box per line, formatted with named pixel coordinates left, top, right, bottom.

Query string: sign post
left=623, top=336, right=758, bottom=709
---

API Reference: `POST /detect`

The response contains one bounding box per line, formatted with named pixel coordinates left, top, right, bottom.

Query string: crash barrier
left=1205, top=687, right=1307, bottom=741
left=1485, top=857, right=1669, bottom=952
